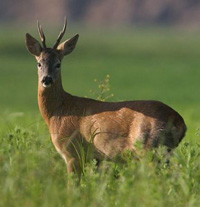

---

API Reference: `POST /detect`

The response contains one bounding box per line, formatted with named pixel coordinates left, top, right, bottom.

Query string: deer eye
left=55, top=63, right=61, bottom=68
left=37, top=63, right=41, bottom=68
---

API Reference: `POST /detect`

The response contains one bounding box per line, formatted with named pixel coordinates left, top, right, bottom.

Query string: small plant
left=89, top=74, right=114, bottom=101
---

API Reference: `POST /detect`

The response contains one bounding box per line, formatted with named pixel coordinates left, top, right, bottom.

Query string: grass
left=1, top=25, right=200, bottom=206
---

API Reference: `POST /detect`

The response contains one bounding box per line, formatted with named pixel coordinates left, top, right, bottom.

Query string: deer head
left=25, top=18, right=79, bottom=88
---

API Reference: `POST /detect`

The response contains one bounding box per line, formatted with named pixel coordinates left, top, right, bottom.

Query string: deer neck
left=38, top=75, right=70, bottom=123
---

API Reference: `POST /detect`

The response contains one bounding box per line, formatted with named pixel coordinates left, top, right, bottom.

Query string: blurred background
left=1, top=0, right=200, bottom=139
left=1, top=0, right=200, bottom=27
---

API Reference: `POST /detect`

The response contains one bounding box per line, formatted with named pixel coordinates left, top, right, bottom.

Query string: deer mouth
left=42, top=82, right=52, bottom=88
left=42, top=76, right=53, bottom=88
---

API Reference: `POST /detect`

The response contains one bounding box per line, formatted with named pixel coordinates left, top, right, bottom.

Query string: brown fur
left=37, top=74, right=186, bottom=175
left=25, top=21, right=187, bottom=176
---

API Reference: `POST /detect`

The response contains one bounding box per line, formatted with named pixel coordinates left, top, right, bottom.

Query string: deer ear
left=57, top=34, right=79, bottom=56
left=25, top=33, right=42, bottom=56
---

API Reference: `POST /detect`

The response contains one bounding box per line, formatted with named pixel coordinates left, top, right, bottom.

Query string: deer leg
left=55, top=148, right=82, bottom=177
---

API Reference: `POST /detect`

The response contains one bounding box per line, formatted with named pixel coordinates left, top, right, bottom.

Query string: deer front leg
left=55, top=150, right=82, bottom=189
left=54, top=144, right=82, bottom=176
left=51, top=135, right=82, bottom=178
left=60, top=151, right=82, bottom=178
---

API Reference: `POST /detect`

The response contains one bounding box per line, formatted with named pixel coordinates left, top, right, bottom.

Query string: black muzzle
left=42, top=76, right=53, bottom=88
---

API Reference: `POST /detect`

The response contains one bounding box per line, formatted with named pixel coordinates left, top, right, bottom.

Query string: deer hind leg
left=159, top=117, right=186, bottom=149
left=145, top=125, right=177, bottom=164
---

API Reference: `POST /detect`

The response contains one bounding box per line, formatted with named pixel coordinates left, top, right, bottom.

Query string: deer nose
left=42, top=76, right=53, bottom=88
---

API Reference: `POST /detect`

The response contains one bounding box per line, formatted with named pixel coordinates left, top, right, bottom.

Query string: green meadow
left=1, top=26, right=200, bottom=206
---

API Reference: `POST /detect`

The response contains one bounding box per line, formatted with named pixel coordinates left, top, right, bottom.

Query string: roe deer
left=25, top=19, right=186, bottom=176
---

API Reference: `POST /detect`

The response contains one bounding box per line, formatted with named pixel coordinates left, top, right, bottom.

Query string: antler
left=37, top=20, right=47, bottom=48
left=53, top=17, right=67, bottom=49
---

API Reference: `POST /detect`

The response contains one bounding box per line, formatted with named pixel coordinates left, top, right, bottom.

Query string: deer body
left=26, top=19, right=186, bottom=175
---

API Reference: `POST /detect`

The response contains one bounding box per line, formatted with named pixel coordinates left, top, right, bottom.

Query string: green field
left=1, top=26, right=200, bottom=206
